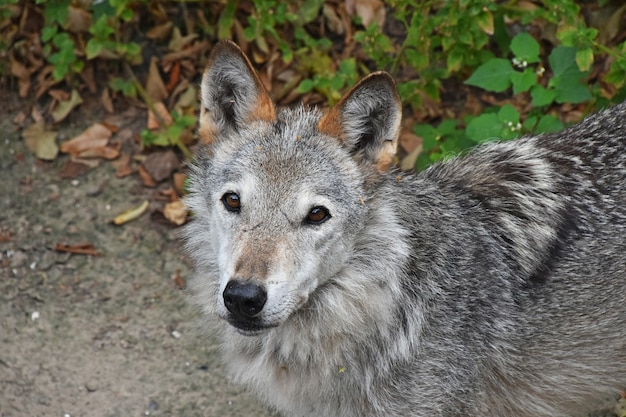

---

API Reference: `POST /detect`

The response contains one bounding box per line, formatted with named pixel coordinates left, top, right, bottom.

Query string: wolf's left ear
left=199, top=40, right=276, bottom=143
left=319, top=72, right=402, bottom=171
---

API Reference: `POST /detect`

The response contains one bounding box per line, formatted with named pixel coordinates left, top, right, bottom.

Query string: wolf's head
left=185, top=40, right=402, bottom=336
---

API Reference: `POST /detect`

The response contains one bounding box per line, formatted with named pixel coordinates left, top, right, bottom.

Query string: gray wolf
left=183, top=40, right=626, bottom=417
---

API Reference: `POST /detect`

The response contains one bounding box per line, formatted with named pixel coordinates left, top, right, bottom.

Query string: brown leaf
left=60, top=123, right=114, bottom=157
left=173, top=172, right=187, bottom=196
left=54, top=242, right=101, bottom=256
left=400, top=144, right=423, bottom=172
left=66, top=5, right=92, bottom=33
left=161, top=39, right=209, bottom=66
left=146, top=57, right=168, bottom=102
left=147, top=21, right=173, bottom=41
left=51, top=89, right=83, bottom=123
left=346, top=0, right=385, bottom=27
left=48, top=89, right=70, bottom=101
left=79, top=63, right=97, bottom=93
left=22, top=123, right=58, bottom=160
left=163, top=199, right=187, bottom=226
left=141, top=150, right=180, bottom=183
left=399, top=130, right=422, bottom=154
left=59, top=159, right=91, bottom=179
left=112, top=153, right=134, bottom=177
left=168, top=27, right=198, bottom=52
left=166, top=61, right=181, bottom=93
left=10, top=56, right=31, bottom=97
left=147, top=101, right=173, bottom=130
left=323, top=4, right=345, bottom=35
left=75, top=142, right=121, bottom=160
left=101, top=87, right=114, bottom=113
left=138, top=164, right=157, bottom=187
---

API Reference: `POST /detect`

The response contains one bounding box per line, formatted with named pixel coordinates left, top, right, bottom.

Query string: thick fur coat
left=183, top=40, right=626, bottom=417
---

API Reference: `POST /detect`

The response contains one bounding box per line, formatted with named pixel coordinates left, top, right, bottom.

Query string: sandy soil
left=0, top=116, right=274, bottom=417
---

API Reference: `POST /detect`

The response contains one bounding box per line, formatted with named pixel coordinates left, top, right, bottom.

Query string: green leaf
left=535, top=115, right=564, bottom=133
left=437, top=120, right=458, bottom=136
left=465, top=113, right=502, bottom=142
left=85, top=39, right=103, bottom=59
left=90, top=15, right=115, bottom=39
left=511, top=68, right=537, bottom=94
left=530, top=84, right=556, bottom=107
left=498, top=104, right=519, bottom=124
left=465, top=58, right=514, bottom=92
left=414, top=124, right=438, bottom=150
left=447, top=47, right=464, bottom=73
left=523, top=116, right=538, bottom=131
left=575, top=48, right=594, bottom=72
left=41, top=26, right=58, bottom=42
left=296, top=79, right=315, bottom=93
left=218, top=1, right=237, bottom=39
left=43, top=0, right=70, bottom=25
left=549, top=46, right=588, bottom=82
left=553, top=83, right=592, bottom=104
left=298, top=0, right=323, bottom=23
left=510, top=32, right=540, bottom=63
left=497, top=105, right=521, bottom=140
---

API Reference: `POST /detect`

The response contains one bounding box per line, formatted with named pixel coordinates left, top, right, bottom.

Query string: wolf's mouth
left=227, top=318, right=274, bottom=336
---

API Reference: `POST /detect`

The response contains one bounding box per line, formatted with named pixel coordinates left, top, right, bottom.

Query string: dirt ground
left=0, top=111, right=275, bottom=417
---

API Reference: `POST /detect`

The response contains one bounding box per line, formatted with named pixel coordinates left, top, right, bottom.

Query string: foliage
left=3, top=0, right=626, bottom=164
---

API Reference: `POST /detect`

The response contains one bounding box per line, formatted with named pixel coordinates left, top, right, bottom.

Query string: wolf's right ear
left=199, top=40, right=276, bottom=144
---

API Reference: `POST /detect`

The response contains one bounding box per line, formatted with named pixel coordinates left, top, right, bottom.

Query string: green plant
left=39, top=0, right=83, bottom=80
left=140, top=112, right=195, bottom=157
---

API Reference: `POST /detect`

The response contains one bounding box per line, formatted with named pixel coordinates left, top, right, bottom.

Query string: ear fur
left=319, top=72, right=402, bottom=172
left=199, top=40, right=276, bottom=144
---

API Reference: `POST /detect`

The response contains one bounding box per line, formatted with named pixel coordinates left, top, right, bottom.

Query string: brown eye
left=221, top=192, right=241, bottom=212
left=306, top=206, right=330, bottom=225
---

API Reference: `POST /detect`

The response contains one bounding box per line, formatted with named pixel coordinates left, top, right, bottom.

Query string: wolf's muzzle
left=223, top=280, right=267, bottom=320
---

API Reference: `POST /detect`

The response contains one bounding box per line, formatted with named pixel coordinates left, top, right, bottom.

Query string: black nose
left=223, top=280, right=267, bottom=319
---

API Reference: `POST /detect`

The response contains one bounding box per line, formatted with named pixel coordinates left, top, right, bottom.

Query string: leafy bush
left=3, top=0, right=626, bottom=167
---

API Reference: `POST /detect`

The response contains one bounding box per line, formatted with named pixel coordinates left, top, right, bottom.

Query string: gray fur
left=184, top=40, right=626, bottom=417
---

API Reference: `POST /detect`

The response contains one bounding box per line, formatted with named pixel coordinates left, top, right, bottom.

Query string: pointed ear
left=318, top=72, right=402, bottom=172
left=199, top=40, right=276, bottom=144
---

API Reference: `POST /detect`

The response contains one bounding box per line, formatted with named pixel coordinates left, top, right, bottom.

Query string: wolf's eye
left=306, top=206, right=331, bottom=225
left=221, top=192, right=241, bottom=212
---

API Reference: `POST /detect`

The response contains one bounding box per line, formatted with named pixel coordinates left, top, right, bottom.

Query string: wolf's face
left=185, top=41, right=401, bottom=335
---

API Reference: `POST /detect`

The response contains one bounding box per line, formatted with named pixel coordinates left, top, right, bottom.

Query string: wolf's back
left=394, top=102, right=626, bottom=416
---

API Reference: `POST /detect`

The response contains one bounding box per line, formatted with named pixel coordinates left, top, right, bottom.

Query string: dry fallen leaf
left=147, top=101, right=173, bottom=130
left=146, top=57, right=168, bottom=102
left=112, top=200, right=150, bottom=225
left=346, top=0, right=385, bottom=27
left=138, top=164, right=158, bottom=187
left=173, top=172, right=187, bottom=195
left=66, top=5, right=92, bottom=33
left=59, top=159, right=92, bottom=179
left=60, top=123, right=113, bottom=157
left=22, top=123, right=58, bottom=160
left=141, top=149, right=180, bottom=182
left=112, top=153, right=134, bottom=177
left=51, top=89, right=83, bottom=123
left=147, top=21, right=173, bottom=41
left=400, top=144, right=423, bottom=172
left=54, top=242, right=102, bottom=256
left=163, top=199, right=187, bottom=225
